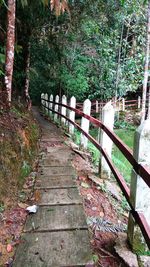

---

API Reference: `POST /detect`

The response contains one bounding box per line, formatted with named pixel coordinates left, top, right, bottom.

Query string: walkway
left=13, top=108, right=93, bottom=267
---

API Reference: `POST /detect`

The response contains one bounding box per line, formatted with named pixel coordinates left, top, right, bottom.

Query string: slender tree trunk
left=115, top=21, right=124, bottom=100
left=141, top=2, right=150, bottom=123
left=24, top=42, right=31, bottom=110
left=4, top=0, right=16, bottom=105
left=147, top=87, right=150, bottom=119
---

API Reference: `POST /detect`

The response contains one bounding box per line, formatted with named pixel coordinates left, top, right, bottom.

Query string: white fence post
left=41, top=93, right=44, bottom=111
left=128, top=120, right=150, bottom=252
left=45, top=93, right=48, bottom=113
left=49, top=94, right=53, bottom=116
left=61, top=95, right=67, bottom=125
left=43, top=93, right=46, bottom=112
left=122, top=98, right=125, bottom=111
left=69, top=96, right=76, bottom=135
left=96, top=100, right=99, bottom=113
left=54, top=95, right=59, bottom=121
left=138, top=96, right=141, bottom=109
left=80, top=99, right=91, bottom=149
left=100, top=101, right=114, bottom=179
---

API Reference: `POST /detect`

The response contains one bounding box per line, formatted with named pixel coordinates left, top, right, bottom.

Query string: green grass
left=112, top=128, right=135, bottom=183
left=73, top=124, right=135, bottom=184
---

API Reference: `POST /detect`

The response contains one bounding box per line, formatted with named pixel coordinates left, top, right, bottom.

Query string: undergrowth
left=0, top=104, right=39, bottom=202
left=73, top=122, right=135, bottom=184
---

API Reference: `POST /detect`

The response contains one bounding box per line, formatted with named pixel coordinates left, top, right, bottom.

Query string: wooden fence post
left=80, top=99, right=91, bottom=149
left=61, top=95, right=67, bottom=125
left=138, top=96, right=141, bottom=109
left=128, top=120, right=150, bottom=252
left=49, top=94, right=53, bottom=116
left=69, top=96, right=76, bottom=135
left=122, top=98, right=125, bottom=111
left=99, top=101, right=114, bottom=179
left=54, top=95, right=59, bottom=121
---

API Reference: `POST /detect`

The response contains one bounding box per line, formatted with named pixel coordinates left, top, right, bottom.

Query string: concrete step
left=40, top=166, right=76, bottom=176
left=13, top=230, right=93, bottom=267
left=35, top=175, right=76, bottom=189
left=24, top=205, right=87, bottom=232
left=38, top=188, right=82, bottom=206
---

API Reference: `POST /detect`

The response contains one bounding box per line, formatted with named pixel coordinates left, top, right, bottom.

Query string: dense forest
left=0, top=0, right=149, bottom=106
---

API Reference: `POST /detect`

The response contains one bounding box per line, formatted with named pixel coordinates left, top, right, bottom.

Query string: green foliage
left=20, top=161, right=31, bottom=180
left=114, top=120, right=136, bottom=130
left=28, top=0, right=147, bottom=103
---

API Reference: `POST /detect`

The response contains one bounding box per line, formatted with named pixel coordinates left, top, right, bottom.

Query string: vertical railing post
left=99, top=101, right=114, bottom=179
left=54, top=95, right=59, bottom=121
left=49, top=94, right=53, bottom=116
left=69, top=96, right=76, bottom=135
left=138, top=96, right=141, bottom=109
left=45, top=93, right=48, bottom=113
left=41, top=93, right=44, bottom=111
left=80, top=99, right=91, bottom=149
left=96, top=100, right=99, bottom=113
left=128, top=120, right=150, bottom=252
left=122, top=98, right=125, bottom=111
left=43, top=93, right=46, bottom=112
left=61, top=95, right=67, bottom=125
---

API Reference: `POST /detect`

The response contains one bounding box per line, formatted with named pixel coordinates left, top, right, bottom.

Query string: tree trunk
left=115, top=21, right=124, bottom=100
left=24, top=42, right=31, bottom=110
left=4, top=0, right=16, bottom=105
left=141, top=2, right=150, bottom=123
left=147, top=87, right=150, bottom=119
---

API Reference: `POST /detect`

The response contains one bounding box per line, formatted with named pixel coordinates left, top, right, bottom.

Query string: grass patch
left=112, top=128, right=135, bottom=183
left=73, top=124, right=135, bottom=184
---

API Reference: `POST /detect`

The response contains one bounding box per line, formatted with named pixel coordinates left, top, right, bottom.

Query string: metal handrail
left=41, top=99, right=150, bottom=248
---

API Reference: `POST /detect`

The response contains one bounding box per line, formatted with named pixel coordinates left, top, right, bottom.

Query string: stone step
left=35, top=175, right=76, bottom=189
left=38, top=188, right=82, bottom=206
left=13, top=230, right=93, bottom=267
left=40, top=166, right=76, bottom=176
left=24, top=205, right=87, bottom=232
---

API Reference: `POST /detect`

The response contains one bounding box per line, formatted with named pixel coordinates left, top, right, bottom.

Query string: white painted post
left=54, top=95, right=59, bottom=121
left=45, top=93, right=48, bottom=113
left=49, top=94, right=53, bottom=116
left=122, top=98, right=125, bottom=111
left=100, top=101, right=114, bottom=179
left=61, top=95, right=67, bottom=125
left=41, top=93, right=44, bottom=111
left=138, top=96, right=141, bottom=109
left=80, top=99, right=91, bottom=149
left=96, top=100, right=99, bottom=113
left=128, top=120, right=150, bottom=252
left=69, top=96, right=76, bottom=135
left=43, top=93, right=46, bottom=112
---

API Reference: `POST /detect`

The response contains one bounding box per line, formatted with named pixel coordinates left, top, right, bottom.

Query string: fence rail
left=41, top=94, right=150, bottom=250
left=76, top=96, right=150, bottom=114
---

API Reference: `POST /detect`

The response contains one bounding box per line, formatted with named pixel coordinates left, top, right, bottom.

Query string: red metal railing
left=42, top=99, right=150, bottom=248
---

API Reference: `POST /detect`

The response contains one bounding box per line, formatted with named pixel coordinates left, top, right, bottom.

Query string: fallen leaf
left=99, top=211, right=104, bottom=217
left=34, top=190, right=41, bottom=202
left=18, top=202, right=28, bottom=209
left=81, top=182, right=90, bottom=189
left=6, top=244, right=13, bottom=253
